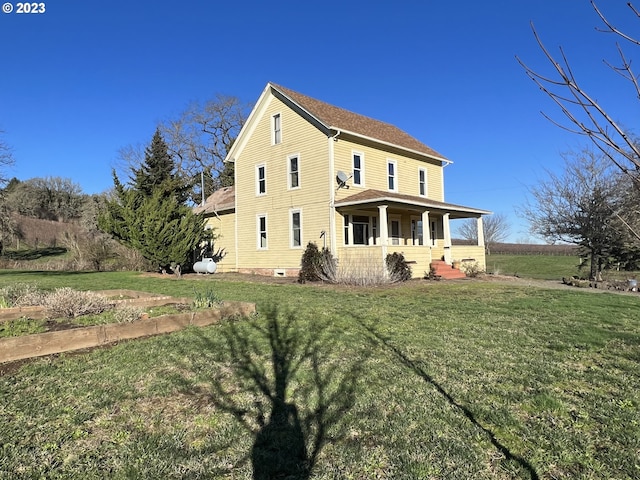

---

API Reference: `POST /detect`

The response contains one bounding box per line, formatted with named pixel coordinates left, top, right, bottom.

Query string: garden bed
left=0, top=290, right=255, bottom=364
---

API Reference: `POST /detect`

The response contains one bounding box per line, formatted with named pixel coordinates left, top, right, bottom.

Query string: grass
left=0, top=270, right=639, bottom=479
left=485, top=254, right=583, bottom=280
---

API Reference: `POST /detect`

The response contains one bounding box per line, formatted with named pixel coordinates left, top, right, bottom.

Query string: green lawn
left=0, top=270, right=639, bottom=479
left=485, top=254, right=583, bottom=280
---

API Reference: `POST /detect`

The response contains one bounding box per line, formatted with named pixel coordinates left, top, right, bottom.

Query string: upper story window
left=419, top=168, right=427, bottom=197
left=272, top=113, right=281, bottom=145
left=353, top=151, right=364, bottom=186
left=288, top=155, right=300, bottom=189
left=387, top=159, right=397, bottom=192
left=256, top=164, right=266, bottom=195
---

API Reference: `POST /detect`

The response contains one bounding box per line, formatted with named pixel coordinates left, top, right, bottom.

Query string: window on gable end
left=257, top=214, right=268, bottom=249
left=256, top=164, right=266, bottom=195
left=288, top=155, right=300, bottom=189
left=272, top=113, right=281, bottom=145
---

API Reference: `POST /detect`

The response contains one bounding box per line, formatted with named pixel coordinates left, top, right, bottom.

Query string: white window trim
left=352, top=150, right=365, bottom=187
left=257, top=213, right=268, bottom=250
left=290, top=208, right=302, bottom=248
left=419, top=167, right=427, bottom=197
left=256, top=163, right=266, bottom=196
left=272, top=113, right=282, bottom=145
left=387, top=159, right=398, bottom=192
left=287, top=153, right=301, bottom=190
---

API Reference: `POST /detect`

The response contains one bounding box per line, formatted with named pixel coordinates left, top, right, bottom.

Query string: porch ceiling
left=334, top=189, right=491, bottom=218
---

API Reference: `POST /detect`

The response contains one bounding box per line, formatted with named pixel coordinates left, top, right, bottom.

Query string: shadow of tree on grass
left=358, top=318, right=540, bottom=480
left=179, top=305, right=364, bottom=479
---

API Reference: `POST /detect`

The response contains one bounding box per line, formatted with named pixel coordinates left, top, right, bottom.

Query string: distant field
left=485, top=254, right=582, bottom=280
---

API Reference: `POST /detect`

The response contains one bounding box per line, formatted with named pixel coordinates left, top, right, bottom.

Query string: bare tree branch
left=516, top=4, right=640, bottom=188
left=0, top=129, right=15, bottom=186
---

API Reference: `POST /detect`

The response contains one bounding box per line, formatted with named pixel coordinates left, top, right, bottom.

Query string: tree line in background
left=0, top=96, right=248, bottom=271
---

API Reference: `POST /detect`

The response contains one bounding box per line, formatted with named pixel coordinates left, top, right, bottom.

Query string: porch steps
left=430, top=260, right=467, bottom=280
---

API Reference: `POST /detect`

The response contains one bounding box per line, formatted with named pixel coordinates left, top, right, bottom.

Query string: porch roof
left=334, top=189, right=491, bottom=218
left=193, top=186, right=235, bottom=216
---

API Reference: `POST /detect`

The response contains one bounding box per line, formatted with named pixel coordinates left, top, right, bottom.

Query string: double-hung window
left=257, top=214, right=268, bottom=249
left=290, top=209, right=302, bottom=248
left=288, top=155, right=300, bottom=189
left=419, top=168, right=427, bottom=197
left=387, top=160, right=397, bottom=192
left=256, top=164, right=266, bottom=195
left=272, top=113, right=281, bottom=145
left=352, top=152, right=364, bottom=186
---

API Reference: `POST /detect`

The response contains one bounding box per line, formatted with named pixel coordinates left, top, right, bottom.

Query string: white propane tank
left=193, top=257, right=217, bottom=274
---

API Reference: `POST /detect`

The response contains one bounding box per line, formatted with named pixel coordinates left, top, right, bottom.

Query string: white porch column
left=378, top=205, right=389, bottom=261
left=443, top=213, right=452, bottom=263
left=477, top=216, right=485, bottom=247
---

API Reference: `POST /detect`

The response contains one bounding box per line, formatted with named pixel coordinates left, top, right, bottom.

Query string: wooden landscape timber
left=0, top=290, right=256, bottom=364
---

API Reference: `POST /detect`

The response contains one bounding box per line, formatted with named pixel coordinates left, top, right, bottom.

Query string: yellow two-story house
left=196, top=82, right=489, bottom=278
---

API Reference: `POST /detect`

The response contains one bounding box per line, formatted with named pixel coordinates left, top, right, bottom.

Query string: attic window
left=273, top=113, right=281, bottom=145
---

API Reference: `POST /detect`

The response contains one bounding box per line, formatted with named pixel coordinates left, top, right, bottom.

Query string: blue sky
left=1, top=1, right=636, bottom=242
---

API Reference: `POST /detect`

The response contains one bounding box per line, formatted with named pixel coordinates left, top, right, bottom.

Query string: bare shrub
left=0, top=283, right=44, bottom=307
left=43, top=287, right=114, bottom=318
left=385, top=252, right=412, bottom=282
left=111, top=304, right=144, bottom=323
left=460, top=261, right=483, bottom=278
left=321, top=254, right=391, bottom=286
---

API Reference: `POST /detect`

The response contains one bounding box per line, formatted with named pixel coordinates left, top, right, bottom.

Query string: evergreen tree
left=99, top=130, right=207, bottom=272
left=132, top=128, right=191, bottom=202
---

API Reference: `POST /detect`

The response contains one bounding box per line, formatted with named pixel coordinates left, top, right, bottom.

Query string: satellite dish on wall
left=336, top=171, right=352, bottom=189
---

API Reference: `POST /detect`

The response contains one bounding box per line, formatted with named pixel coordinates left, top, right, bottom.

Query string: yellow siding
left=451, top=245, right=486, bottom=271
left=333, top=135, right=444, bottom=202
left=204, top=213, right=236, bottom=273
left=234, top=95, right=331, bottom=272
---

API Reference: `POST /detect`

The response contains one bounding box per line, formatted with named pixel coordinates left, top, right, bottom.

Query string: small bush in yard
left=298, top=242, right=338, bottom=283
left=43, top=288, right=114, bottom=318
left=0, top=283, right=45, bottom=307
left=298, top=241, right=323, bottom=283
left=460, top=261, right=483, bottom=278
left=193, top=288, right=221, bottom=308
left=112, top=304, right=144, bottom=323
left=386, top=252, right=412, bottom=282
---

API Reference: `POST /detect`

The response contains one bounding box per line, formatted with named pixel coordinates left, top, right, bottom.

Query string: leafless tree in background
left=456, top=213, right=511, bottom=255
left=517, top=1, right=640, bottom=187
left=516, top=1, right=640, bottom=177
left=0, top=130, right=16, bottom=253
left=0, top=129, right=15, bottom=186
left=115, top=95, right=248, bottom=204
left=520, top=149, right=631, bottom=279
left=517, top=1, right=640, bottom=247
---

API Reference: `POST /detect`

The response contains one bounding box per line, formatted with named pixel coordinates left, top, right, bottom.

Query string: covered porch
left=333, top=190, right=490, bottom=278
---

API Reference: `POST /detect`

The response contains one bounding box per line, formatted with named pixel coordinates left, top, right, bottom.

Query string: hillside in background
left=7, top=214, right=83, bottom=250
